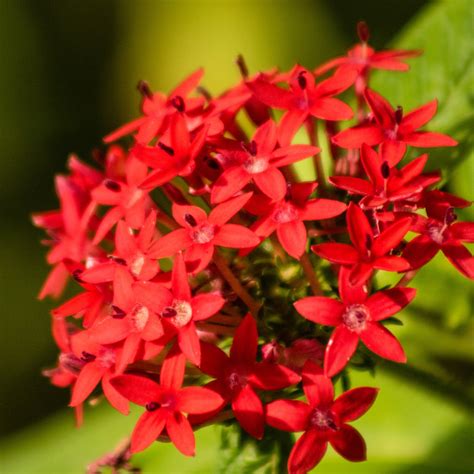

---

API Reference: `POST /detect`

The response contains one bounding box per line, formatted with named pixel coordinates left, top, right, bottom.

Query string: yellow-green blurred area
left=1, top=0, right=472, bottom=472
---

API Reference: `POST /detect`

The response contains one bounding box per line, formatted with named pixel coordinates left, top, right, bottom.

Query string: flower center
left=243, top=156, right=269, bottom=174
left=272, top=203, right=299, bottom=224
left=131, top=305, right=150, bottom=331
left=130, top=254, right=145, bottom=277
left=342, top=304, right=369, bottom=332
left=310, top=409, right=337, bottom=431
left=190, top=223, right=216, bottom=244
left=227, top=371, right=248, bottom=391
left=427, top=223, right=446, bottom=245
left=162, top=300, right=193, bottom=328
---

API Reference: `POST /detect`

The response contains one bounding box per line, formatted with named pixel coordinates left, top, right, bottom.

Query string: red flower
left=32, top=175, right=98, bottom=299
left=135, top=113, right=209, bottom=190
left=261, top=338, right=324, bottom=373
left=104, top=68, right=205, bottom=145
left=403, top=204, right=474, bottom=279
left=312, top=202, right=411, bottom=285
left=199, top=314, right=300, bottom=439
left=111, top=344, right=224, bottom=455
left=149, top=193, right=259, bottom=273
left=294, top=267, right=415, bottom=376
left=86, top=265, right=170, bottom=372
left=332, top=88, right=458, bottom=156
left=52, top=277, right=110, bottom=329
left=316, top=22, right=420, bottom=76
left=249, top=66, right=356, bottom=146
left=91, top=156, right=153, bottom=244
left=69, top=332, right=129, bottom=415
left=210, top=120, right=319, bottom=203
left=250, top=183, right=346, bottom=258
left=81, top=212, right=161, bottom=284
left=329, top=143, right=440, bottom=208
left=266, top=361, right=378, bottom=474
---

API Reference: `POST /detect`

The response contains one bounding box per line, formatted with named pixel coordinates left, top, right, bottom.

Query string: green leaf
left=217, top=422, right=293, bottom=474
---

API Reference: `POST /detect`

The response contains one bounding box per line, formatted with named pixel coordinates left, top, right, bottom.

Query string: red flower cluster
left=35, top=22, right=472, bottom=473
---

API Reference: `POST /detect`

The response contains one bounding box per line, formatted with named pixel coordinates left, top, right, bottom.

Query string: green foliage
left=217, top=422, right=293, bottom=474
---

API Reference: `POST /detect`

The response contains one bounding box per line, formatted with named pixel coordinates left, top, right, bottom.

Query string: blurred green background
left=1, top=0, right=472, bottom=472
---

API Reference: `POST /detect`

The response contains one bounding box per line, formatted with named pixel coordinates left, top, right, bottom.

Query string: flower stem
left=306, top=118, right=325, bottom=191
left=299, top=252, right=323, bottom=295
left=213, top=251, right=261, bottom=318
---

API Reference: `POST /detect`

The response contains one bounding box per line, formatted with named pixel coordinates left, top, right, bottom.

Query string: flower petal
left=102, top=371, right=130, bottom=415
left=266, top=399, right=312, bottom=432
left=288, top=429, right=327, bottom=474
left=209, top=192, right=253, bottom=226
left=302, top=360, right=334, bottom=407
left=329, top=424, right=366, bottom=462
left=166, top=411, right=196, bottom=457
left=372, top=217, right=412, bottom=257
left=191, top=293, right=225, bottom=321
left=366, top=287, right=416, bottom=321
left=294, top=296, right=344, bottom=326
left=347, top=202, right=373, bottom=255
left=253, top=168, right=287, bottom=201
left=172, top=252, right=191, bottom=301
left=199, top=341, right=229, bottom=378
left=130, top=410, right=167, bottom=453
left=250, top=362, right=300, bottom=390
left=311, top=243, right=359, bottom=265
left=110, top=374, right=164, bottom=406
left=232, top=384, right=264, bottom=439
left=148, top=229, right=193, bottom=259
left=213, top=224, right=260, bottom=248
left=442, top=243, right=474, bottom=279
left=324, top=325, right=359, bottom=377
left=178, top=322, right=201, bottom=365
left=178, top=387, right=225, bottom=414
left=230, top=313, right=257, bottom=365
left=277, top=220, right=307, bottom=259
left=360, top=322, right=406, bottom=362
left=70, top=363, right=104, bottom=407
left=210, top=167, right=251, bottom=204
left=160, top=344, right=186, bottom=389
left=332, top=387, right=379, bottom=422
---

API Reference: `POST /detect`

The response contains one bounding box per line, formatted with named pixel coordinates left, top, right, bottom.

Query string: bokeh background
left=0, top=0, right=472, bottom=472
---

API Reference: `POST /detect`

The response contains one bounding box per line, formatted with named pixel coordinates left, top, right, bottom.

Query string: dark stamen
left=109, top=256, right=127, bottom=266
left=357, top=21, right=370, bottom=43
left=206, top=157, right=220, bottom=170
left=158, top=142, right=175, bottom=156
left=297, top=71, right=307, bottom=90
left=197, top=86, right=212, bottom=101
left=111, top=305, right=127, bottom=319
left=381, top=161, right=390, bottom=179
left=365, top=234, right=373, bottom=251
left=137, top=80, right=153, bottom=99
left=104, top=179, right=121, bottom=192
left=184, top=213, right=198, bottom=227
left=445, top=207, right=457, bottom=225
left=236, top=54, right=249, bottom=78
left=162, top=307, right=177, bottom=318
left=395, top=106, right=403, bottom=125
left=80, top=351, right=96, bottom=363
left=146, top=402, right=160, bottom=412
left=248, top=140, right=258, bottom=156
left=72, top=269, right=84, bottom=283
left=171, top=95, right=185, bottom=113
